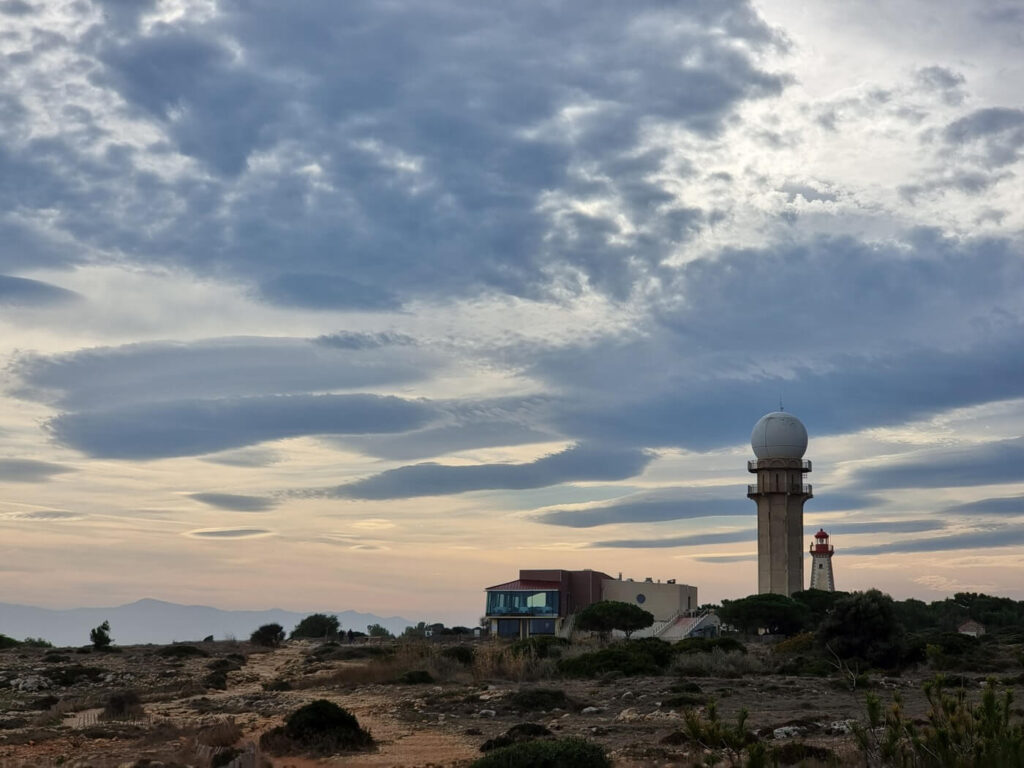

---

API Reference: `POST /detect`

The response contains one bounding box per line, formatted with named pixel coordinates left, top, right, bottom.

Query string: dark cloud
left=11, top=337, right=438, bottom=409
left=0, top=459, right=73, bottom=482
left=48, top=394, right=436, bottom=459
left=0, top=275, right=79, bottom=306
left=188, top=528, right=272, bottom=538
left=3, top=510, right=81, bottom=521
left=942, top=495, right=1024, bottom=516
left=592, top=519, right=944, bottom=548
left=0, top=1, right=34, bottom=16
left=0, top=1, right=788, bottom=305
left=693, top=554, right=756, bottom=563
left=779, top=182, right=838, bottom=203
left=943, top=107, right=1024, bottom=167
left=843, top=525, right=1024, bottom=555
left=915, top=66, right=966, bottom=106
left=537, top=488, right=877, bottom=528
left=189, top=493, right=276, bottom=512
left=202, top=448, right=283, bottom=468
left=332, top=443, right=653, bottom=500
left=345, top=421, right=555, bottom=461
left=314, top=332, right=417, bottom=350
left=852, top=437, right=1024, bottom=490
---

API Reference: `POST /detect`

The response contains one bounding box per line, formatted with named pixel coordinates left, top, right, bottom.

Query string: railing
left=748, top=459, right=812, bottom=471
left=747, top=484, right=813, bottom=495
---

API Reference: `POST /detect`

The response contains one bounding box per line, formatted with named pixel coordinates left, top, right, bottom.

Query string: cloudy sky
left=1, top=0, right=1023, bottom=627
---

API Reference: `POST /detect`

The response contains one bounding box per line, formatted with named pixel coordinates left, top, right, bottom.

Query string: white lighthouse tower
left=809, top=528, right=836, bottom=591
left=747, top=411, right=812, bottom=597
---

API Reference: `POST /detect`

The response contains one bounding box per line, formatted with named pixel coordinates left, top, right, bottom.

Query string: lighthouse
left=747, top=411, right=812, bottom=597
left=809, top=529, right=836, bottom=591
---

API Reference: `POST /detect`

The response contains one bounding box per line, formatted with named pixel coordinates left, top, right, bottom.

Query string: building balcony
left=747, top=459, right=812, bottom=472
left=747, top=484, right=813, bottom=496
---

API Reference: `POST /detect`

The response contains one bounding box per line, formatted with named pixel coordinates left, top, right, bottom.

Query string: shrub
left=262, top=679, right=292, bottom=691
left=203, top=670, right=228, bottom=690
left=157, top=644, right=209, bottom=658
left=661, top=693, right=704, bottom=708
left=43, top=665, right=105, bottom=686
left=470, top=737, right=610, bottom=768
left=671, top=648, right=765, bottom=678
left=675, top=636, right=747, bottom=655
left=772, top=742, right=836, bottom=765
left=818, top=589, right=906, bottom=669
left=207, top=658, right=242, bottom=673
left=441, top=645, right=476, bottom=665
left=197, top=718, right=243, bottom=747
left=682, top=702, right=761, bottom=766
left=250, top=623, right=285, bottom=648
left=771, top=632, right=816, bottom=656
left=507, top=688, right=570, bottom=711
left=260, top=699, right=374, bottom=756
left=22, top=637, right=53, bottom=648
left=480, top=723, right=553, bottom=752
left=397, top=670, right=434, bottom=684
left=557, top=639, right=673, bottom=678
left=99, top=690, right=144, bottom=721
left=291, top=613, right=341, bottom=640
left=210, top=748, right=243, bottom=768
left=509, top=636, right=570, bottom=659
left=0, top=634, right=21, bottom=649
left=90, top=621, right=112, bottom=650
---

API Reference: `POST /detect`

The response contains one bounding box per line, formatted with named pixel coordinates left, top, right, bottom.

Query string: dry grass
left=196, top=717, right=243, bottom=747
left=670, top=648, right=767, bottom=678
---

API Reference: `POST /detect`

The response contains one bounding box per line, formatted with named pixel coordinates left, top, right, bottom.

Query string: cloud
left=345, top=420, right=555, bottom=461
left=591, top=519, right=945, bottom=548
left=314, top=332, right=417, bottom=350
left=0, top=459, right=73, bottom=482
left=48, top=394, right=436, bottom=459
left=2, top=510, right=81, bottom=521
left=536, top=488, right=877, bottom=528
left=852, top=436, right=1024, bottom=490
left=693, top=554, right=757, bottom=563
left=11, top=336, right=439, bottom=410
left=0, top=275, right=79, bottom=306
left=187, top=528, right=272, bottom=538
left=943, top=107, right=1024, bottom=167
left=189, top=493, right=276, bottom=512
left=843, top=525, right=1024, bottom=555
left=0, top=0, right=34, bottom=16
left=942, top=495, right=1024, bottom=516
left=915, top=66, right=966, bottom=106
left=202, top=447, right=283, bottom=468
left=331, top=443, right=653, bottom=500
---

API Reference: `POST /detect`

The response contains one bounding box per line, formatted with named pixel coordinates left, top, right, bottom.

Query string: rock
left=11, top=676, right=49, bottom=693
left=615, top=708, right=642, bottom=723
left=465, top=728, right=483, bottom=736
left=644, top=710, right=682, bottom=721
left=827, top=720, right=857, bottom=735
left=621, top=691, right=635, bottom=700
left=477, top=709, right=497, bottom=718
left=773, top=726, right=805, bottom=739
left=581, top=706, right=601, bottom=715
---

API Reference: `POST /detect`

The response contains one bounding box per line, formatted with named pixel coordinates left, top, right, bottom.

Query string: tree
left=250, top=623, right=286, bottom=647
left=90, top=620, right=112, bottom=649
left=366, top=623, right=392, bottom=638
left=791, top=589, right=850, bottom=629
left=402, top=621, right=428, bottom=638
left=817, top=589, right=906, bottom=669
left=291, top=613, right=341, bottom=640
left=576, top=601, right=654, bottom=640
left=717, top=594, right=808, bottom=636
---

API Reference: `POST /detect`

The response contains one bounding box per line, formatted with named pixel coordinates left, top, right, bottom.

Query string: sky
left=1, top=0, right=1023, bottom=628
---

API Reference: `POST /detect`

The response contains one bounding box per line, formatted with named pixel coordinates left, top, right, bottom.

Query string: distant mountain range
left=0, top=598, right=418, bottom=647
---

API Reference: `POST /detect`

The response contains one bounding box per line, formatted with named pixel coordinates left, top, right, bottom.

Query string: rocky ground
left=1, top=640, right=1019, bottom=767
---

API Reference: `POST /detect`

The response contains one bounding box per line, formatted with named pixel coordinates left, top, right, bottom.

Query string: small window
left=636, top=593, right=646, bottom=604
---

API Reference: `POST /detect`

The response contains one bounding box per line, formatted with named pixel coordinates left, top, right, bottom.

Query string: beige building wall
left=600, top=579, right=697, bottom=621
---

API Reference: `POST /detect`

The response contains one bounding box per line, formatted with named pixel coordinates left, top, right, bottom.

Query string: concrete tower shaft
left=747, top=412, right=812, bottom=597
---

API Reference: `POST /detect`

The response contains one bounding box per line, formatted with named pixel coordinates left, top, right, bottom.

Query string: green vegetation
left=856, top=677, right=1024, bottom=767
left=470, top=737, right=610, bottom=768
left=0, top=634, right=20, bottom=649
left=441, top=645, right=475, bottom=665
left=818, top=589, right=907, bottom=669
left=575, top=600, right=654, bottom=640
left=22, top=637, right=53, bottom=648
left=291, top=613, right=340, bottom=640
left=682, top=702, right=762, bottom=767
left=89, top=620, right=112, bottom=650
left=249, top=623, right=285, bottom=647
left=99, top=690, right=144, bottom=721
left=509, top=636, right=569, bottom=659
left=676, top=636, right=747, bottom=655
left=506, top=688, right=571, bottom=711
left=367, top=623, right=393, bottom=638
left=260, top=699, right=374, bottom=756
left=397, top=669, right=434, bottom=684
left=558, top=638, right=674, bottom=678
left=480, top=723, right=553, bottom=752
left=719, top=594, right=809, bottom=636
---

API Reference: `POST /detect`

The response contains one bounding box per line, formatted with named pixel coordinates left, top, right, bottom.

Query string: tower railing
left=747, top=459, right=812, bottom=471
left=747, top=484, right=813, bottom=495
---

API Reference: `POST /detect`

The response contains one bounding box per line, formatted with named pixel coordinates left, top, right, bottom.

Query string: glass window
left=497, top=619, right=521, bottom=638
left=529, top=619, right=555, bottom=636
left=486, top=590, right=559, bottom=616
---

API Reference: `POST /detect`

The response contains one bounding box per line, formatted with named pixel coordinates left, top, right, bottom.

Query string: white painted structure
left=809, top=528, right=836, bottom=591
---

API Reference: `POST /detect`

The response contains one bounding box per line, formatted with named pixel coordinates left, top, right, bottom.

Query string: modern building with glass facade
left=484, top=568, right=698, bottom=639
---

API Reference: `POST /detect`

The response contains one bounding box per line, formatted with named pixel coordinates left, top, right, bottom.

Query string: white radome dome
left=751, top=411, right=808, bottom=459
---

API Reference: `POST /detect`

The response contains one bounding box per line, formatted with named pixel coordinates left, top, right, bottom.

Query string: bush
left=772, top=742, right=836, bottom=765
left=557, top=639, right=673, bottom=678
left=262, top=679, right=292, bottom=691
left=260, top=699, right=374, bottom=756
left=90, top=621, right=112, bottom=650
left=481, top=723, right=553, bottom=752
left=22, top=637, right=53, bottom=648
left=100, top=690, right=144, bottom=721
left=397, top=670, right=434, bottom=684
left=676, top=637, right=747, bottom=655
left=470, top=737, right=610, bottom=768
left=43, top=665, right=104, bottom=686
left=203, top=670, right=228, bottom=690
left=509, top=636, right=569, bottom=659
left=207, top=658, right=242, bottom=673
left=250, top=623, right=285, bottom=648
left=291, top=613, right=341, bottom=640
left=157, top=644, right=209, bottom=658
left=507, top=688, right=570, bottom=711
left=0, top=635, right=20, bottom=650
left=197, top=718, right=243, bottom=747
left=441, top=645, right=475, bottom=665
left=818, top=589, right=906, bottom=669
left=771, top=632, right=816, bottom=656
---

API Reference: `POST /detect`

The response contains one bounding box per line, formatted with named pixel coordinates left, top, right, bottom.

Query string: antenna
left=779, top=395, right=784, bottom=412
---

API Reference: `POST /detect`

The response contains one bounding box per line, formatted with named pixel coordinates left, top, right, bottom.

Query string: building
left=809, top=528, right=836, bottom=591
left=484, top=568, right=706, bottom=640
left=958, top=620, right=985, bottom=638
left=747, top=411, right=812, bottom=597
